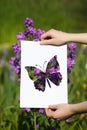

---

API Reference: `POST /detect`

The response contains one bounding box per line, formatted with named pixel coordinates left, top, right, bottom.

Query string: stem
left=34, top=112, right=37, bottom=130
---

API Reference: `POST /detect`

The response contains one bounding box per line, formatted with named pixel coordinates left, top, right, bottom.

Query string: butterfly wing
left=46, top=55, right=62, bottom=86
left=34, top=75, right=46, bottom=91
left=47, top=73, right=62, bottom=86
left=25, top=66, right=46, bottom=91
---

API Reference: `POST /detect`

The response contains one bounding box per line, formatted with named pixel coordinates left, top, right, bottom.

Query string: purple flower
left=67, top=58, right=75, bottom=72
left=15, top=66, right=20, bottom=75
left=24, top=29, right=31, bottom=37
left=18, top=60, right=21, bottom=66
left=24, top=108, right=31, bottom=112
left=68, top=43, right=76, bottom=51
left=67, top=58, right=75, bottom=67
left=24, top=18, right=34, bottom=27
left=12, top=43, right=21, bottom=54
left=18, top=77, right=21, bottom=82
left=36, top=29, right=45, bottom=40
left=66, top=117, right=72, bottom=123
left=9, top=57, right=16, bottom=66
left=9, top=56, right=21, bottom=80
left=9, top=57, right=20, bottom=67
left=67, top=43, right=76, bottom=73
left=38, top=108, right=44, bottom=114
left=69, top=52, right=76, bottom=59
left=24, top=27, right=36, bottom=38
left=28, top=27, right=37, bottom=36
left=18, top=97, right=20, bottom=102
left=36, top=124, right=40, bottom=129
left=51, top=127, right=56, bottom=130
left=3, top=50, right=8, bottom=56
left=16, top=32, right=26, bottom=40
left=37, top=29, right=45, bottom=36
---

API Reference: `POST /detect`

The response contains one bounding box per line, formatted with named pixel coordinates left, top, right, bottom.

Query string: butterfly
left=25, top=55, right=62, bottom=92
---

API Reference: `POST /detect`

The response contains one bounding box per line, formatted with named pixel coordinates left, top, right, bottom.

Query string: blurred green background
left=0, top=0, right=87, bottom=44
left=0, top=0, right=87, bottom=130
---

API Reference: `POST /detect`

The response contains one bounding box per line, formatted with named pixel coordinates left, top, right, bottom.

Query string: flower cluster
left=10, top=18, right=45, bottom=82
left=9, top=18, right=76, bottom=114
left=67, top=43, right=76, bottom=73
left=9, top=53, right=21, bottom=82
left=16, top=17, right=45, bottom=41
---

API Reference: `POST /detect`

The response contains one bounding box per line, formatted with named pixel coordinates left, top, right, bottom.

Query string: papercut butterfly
left=25, top=55, right=62, bottom=92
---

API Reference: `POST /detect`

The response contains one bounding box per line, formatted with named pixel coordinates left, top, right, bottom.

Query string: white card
left=20, top=40, right=68, bottom=108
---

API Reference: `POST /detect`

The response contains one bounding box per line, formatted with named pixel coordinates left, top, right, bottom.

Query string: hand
left=45, top=104, right=74, bottom=120
left=40, top=29, right=69, bottom=45
left=45, top=102, right=87, bottom=120
left=41, top=29, right=87, bottom=45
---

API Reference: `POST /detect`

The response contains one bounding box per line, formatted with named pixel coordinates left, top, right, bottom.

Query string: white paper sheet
left=20, top=40, right=68, bottom=108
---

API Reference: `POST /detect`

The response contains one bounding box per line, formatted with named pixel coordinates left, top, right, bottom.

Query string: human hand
left=45, top=104, right=74, bottom=120
left=40, top=29, right=69, bottom=45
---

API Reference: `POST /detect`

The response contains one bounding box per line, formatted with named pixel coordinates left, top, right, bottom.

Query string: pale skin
left=40, top=29, right=87, bottom=120
left=40, top=29, right=87, bottom=45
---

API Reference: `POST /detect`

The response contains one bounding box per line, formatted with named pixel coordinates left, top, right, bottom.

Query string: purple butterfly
left=25, top=55, right=62, bottom=92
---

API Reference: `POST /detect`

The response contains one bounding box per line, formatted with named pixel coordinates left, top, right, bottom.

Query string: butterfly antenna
left=35, top=64, right=42, bottom=69
left=43, top=61, right=47, bottom=71
left=47, top=79, right=51, bottom=88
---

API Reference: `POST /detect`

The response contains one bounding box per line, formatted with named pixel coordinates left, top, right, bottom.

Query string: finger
left=40, top=38, right=55, bottom=45
left=40, top=39, right=51, bottom=45
left=45, top=108, right=54, bottom=117
left=41, top=32, right=51, bottom=40
left=49, top=104, right=59, bottom=109
left=45, top=108, right=60, bottom=119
